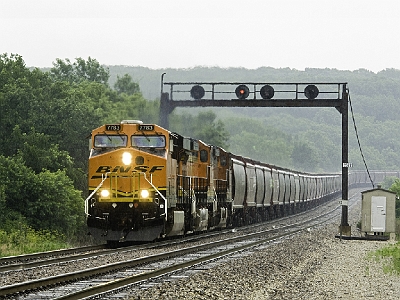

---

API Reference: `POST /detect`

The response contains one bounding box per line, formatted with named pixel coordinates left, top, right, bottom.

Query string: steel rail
left=0, top=244, right=106, bottom=269
left=56, top=199, right=355, bottom=300
left=0, top=230, right=228, bottom=273
left=0, top=191, right=359, bottom=298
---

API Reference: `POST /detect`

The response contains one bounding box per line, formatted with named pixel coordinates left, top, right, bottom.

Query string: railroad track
left=0, top=190, right=362, bottom=299
left=0, top=244, right=107, bottom=272
left=0, top=229, right=239, bottom=275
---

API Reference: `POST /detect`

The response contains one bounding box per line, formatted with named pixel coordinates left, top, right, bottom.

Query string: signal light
left=235, top=85, right=250, bottom=99
left=304, top=85, right=319, bottom=99
left=260, top=85, right=274, bottom=99
left=190, top=85, right=205, bottom=99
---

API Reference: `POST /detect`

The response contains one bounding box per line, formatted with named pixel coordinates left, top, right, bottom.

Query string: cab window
left=132, top=135, right=166, bottom=148
left=94, top=135, right=127, bottom=148
left=200, top=149, right=208, bottom=162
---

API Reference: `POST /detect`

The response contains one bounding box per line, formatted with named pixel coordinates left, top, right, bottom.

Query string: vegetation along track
left=0, top=189, right=361, bottom=299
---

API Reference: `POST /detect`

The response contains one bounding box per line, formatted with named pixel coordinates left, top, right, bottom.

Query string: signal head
left=235, top=85, right=250, bottom=99
left=304, top=85, right=319, bottom=99
left=260, top=85, right=275, bottom=99
left=190, top=85, right=205, bottom=99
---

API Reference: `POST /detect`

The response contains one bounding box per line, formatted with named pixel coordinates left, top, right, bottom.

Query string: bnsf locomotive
left=85, top=120, right=379, bottom=243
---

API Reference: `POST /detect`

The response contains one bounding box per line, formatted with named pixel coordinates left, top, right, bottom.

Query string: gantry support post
left=159, top=73, right=175, bottom=129
left=159, top=92, right=172, bottom=129
left=340, top=84, right=351, bottom=236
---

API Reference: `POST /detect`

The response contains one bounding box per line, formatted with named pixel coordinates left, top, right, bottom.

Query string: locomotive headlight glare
left=100, top=189, right=110, bottom=198
left=122, top=152, right=132, bottom=165
left=140, top=189, right=150, bottom=199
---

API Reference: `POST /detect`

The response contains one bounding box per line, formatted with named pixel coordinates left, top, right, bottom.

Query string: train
left=85, top=120, right=391, bottom=243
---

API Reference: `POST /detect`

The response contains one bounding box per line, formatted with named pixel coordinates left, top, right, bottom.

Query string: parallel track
left=0, top=245, right=107, bottom=272
left=0, top=190, right=362, bottom=299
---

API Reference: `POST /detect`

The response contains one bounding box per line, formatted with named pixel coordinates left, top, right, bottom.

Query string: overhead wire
left=348, top=89, right=374, bottom=187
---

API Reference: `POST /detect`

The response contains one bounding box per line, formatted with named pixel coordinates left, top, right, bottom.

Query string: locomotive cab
left=86, top=120, right=168, bottom=242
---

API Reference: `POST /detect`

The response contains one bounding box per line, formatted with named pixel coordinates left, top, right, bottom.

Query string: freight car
left=85, top=120, right=374, bottom=243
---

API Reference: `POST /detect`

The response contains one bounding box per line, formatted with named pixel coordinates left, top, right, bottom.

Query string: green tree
left=114, top=74, right=140, bottom=95
left=389, top=179, right=400, bottom=218
left=291, top=142, right=317, bottom=172
left=49, top=57, right=110, bottom=85
left=0, top=155, right=84, bottom=236
left=170, top=111, right=229, bottom=149
left=11, top=126, right=74, bottom=174
left=28, top=169, right=84, bottom=235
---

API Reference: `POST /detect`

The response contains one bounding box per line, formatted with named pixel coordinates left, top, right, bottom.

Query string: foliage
left=370, top=242, right=400, bottom=275
left=0, top=54, right=162, bottom=250
left=114, top=73, right=140, bottom=95
left=0, top=155, right=84, bottom=237
left=0, top=225, right=69, bottom=257
left=106, top=92, right=159, bottom=124
left=49, top=57, right=110, bottom=85
left=389, top=179, right=400, bottom=218
left=169, top=111, right=230, bottom=149
left=107, top=65, right=400, bottom=172
left=291, top=141, right=318, bottom=172
left=3, top=53, right=400, bottom=252
left=28, top=169, right=85, bottom=234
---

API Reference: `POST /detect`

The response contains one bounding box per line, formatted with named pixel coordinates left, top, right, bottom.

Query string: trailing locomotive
left=85, top=120, right=375, bottom=243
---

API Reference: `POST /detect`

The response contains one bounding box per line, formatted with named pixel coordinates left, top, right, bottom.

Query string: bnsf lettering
left=112, top=166, right=131, bottom=173
left=95, top=166, right=132, bottom=173
left=149, top=166, right=164, bottom=173
left=134, top=166, right=149, bottom=172
left=95, top=165, right=164, bottom=174
left=96, top=166, right=111, bottom=173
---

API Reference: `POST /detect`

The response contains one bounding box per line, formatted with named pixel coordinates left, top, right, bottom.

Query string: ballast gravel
left=128, top=201, right=400, bottom=300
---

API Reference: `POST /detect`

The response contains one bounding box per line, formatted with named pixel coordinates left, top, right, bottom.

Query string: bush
left=0, top=224, right=69, bottom=257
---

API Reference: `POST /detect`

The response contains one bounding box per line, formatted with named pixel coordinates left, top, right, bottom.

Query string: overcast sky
left=1, top=0, right=399, bottom=72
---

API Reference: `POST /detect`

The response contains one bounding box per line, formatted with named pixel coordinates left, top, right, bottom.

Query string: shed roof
left=361, top=186, right=396, bottom=195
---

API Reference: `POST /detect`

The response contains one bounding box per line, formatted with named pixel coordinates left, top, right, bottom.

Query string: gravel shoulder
left=130, top=200, right=400, bottom=300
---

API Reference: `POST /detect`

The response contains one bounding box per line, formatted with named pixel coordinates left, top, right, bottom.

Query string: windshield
left=94, top=135, right=127, bottom=148
left=132, top=135, right=166, bottom=148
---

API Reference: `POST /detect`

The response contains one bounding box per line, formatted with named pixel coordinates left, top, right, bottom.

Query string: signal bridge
left=160, top=76, right=350, bottom=236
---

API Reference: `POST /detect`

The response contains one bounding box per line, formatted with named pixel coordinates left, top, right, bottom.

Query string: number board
left=138, top=124, right=154, bottom=131
left=105, top=124, right=121, bottom=131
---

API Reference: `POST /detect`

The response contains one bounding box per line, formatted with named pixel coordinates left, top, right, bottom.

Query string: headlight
left=122, top=152, right=132, bottom=165
left=100, top=189, right=110, bottom=198
left=140, top=189, right=149, bottom=199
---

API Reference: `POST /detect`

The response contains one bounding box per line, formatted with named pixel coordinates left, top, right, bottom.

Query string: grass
left=0, top=226, right=70, bottom=258
left=370, top=242, right=400, bottom=275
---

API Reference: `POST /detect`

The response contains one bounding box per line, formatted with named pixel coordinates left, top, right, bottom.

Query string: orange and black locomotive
left=86, top=120, right=377, bottom=243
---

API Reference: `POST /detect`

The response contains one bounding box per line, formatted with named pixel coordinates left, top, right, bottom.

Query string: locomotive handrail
left=141, top=172, right=168, bottom=221
left=85, top=173, right=109, bottom=217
